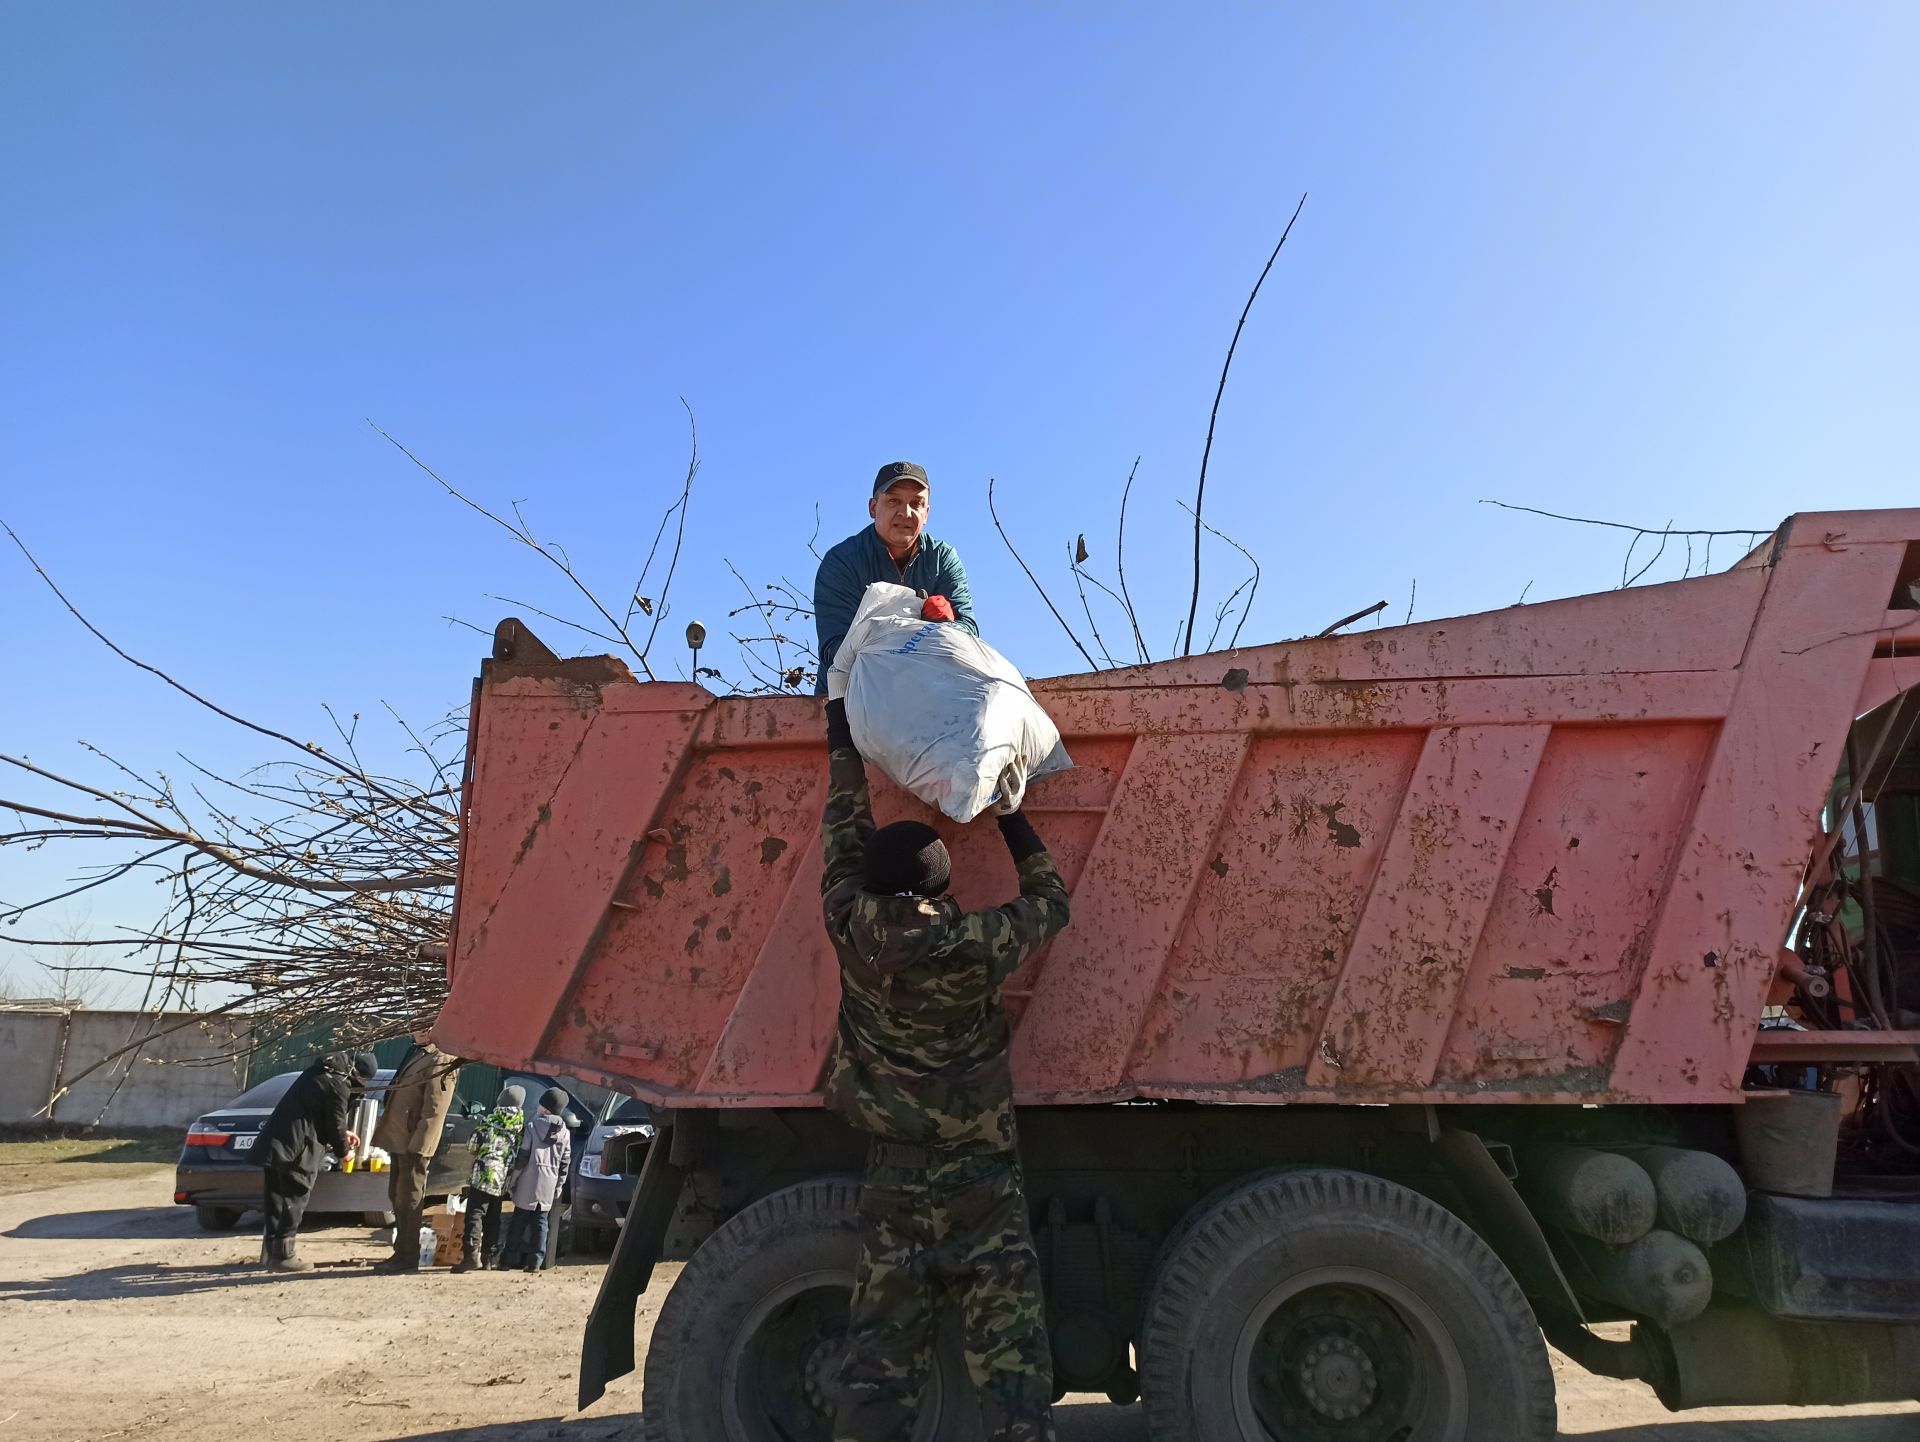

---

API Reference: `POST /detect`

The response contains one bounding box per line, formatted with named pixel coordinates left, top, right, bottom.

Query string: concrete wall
left=0, top=1008, right=249, bottom=1127
left=0, top=1010, right=65, bottom=1124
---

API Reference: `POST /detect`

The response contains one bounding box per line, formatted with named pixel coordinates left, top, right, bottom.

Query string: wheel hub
left=1298, top=1335, right=1379, bottom=1422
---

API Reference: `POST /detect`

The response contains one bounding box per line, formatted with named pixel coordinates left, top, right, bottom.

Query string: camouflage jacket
left=819, top=744, right=1070, bottom=1153
left=467, top=1104, right=526, bottom=1196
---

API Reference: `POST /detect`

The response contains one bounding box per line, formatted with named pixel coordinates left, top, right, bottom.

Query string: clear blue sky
left=3, top=4, right=1917, bottom=988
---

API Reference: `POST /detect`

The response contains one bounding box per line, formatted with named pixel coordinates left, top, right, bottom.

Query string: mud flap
left=579, top=1120, right=687, bottom=1410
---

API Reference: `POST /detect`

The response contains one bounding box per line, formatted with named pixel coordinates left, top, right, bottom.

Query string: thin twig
left=1316, top=601, right=1389, bottom=637
left=1067, top=544, right=1119, bottom=669
left=638, top=399, right=699, bottom=668
left=1175, top=501, right=1261, bottom=650
left=1185, top=192, right=1307, bottom=655
left=1115, top=457, right=1150, bottom=664
left=1478, top=500, right=1769, bottom=539
left=3, top=523, right=446, bottom=826
left=1624, top=520, right=1675, bottom=587
left=366, top=425, right=658, bottom=681
left=986, top=477, right=1098, bottom=672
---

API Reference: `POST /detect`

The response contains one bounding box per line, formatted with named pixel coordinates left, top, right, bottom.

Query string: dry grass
left=0, top=1130, right=178, bottom=1197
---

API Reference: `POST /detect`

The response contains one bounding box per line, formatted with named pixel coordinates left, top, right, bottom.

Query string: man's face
left=869, top=482, right=930, bottom=554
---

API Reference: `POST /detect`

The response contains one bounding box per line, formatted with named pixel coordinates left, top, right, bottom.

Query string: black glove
left=997, top=809, right=1045, bottom=864
left=824, top=697, right=854, bottom=752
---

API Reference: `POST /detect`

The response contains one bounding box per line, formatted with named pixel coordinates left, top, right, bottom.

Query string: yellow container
left=341, top=1156, right=356, bottom=1173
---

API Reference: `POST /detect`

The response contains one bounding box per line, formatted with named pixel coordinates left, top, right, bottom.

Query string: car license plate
left=231, top=1134, right=255, bottom=1151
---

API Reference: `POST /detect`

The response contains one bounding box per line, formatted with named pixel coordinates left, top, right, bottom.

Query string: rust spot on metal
left=711, top=866, right=733, bottom=897
left=1703, top=951, right=1719, bottom=968
left=516, top=803, right=552, bottom=861
left=663, top=846, right=690, bottom=882
left=1320, top=801, right=1362, bottom=848
left=760, top=836, right=789, bottom=866
left=1505, top=966, right=1547, bottom=980
left=1222, top=667, right=1250, bottom=693
left=1532, top=866, right=1559, bottom=917
left=1209, top=854, right=1229, bottom=878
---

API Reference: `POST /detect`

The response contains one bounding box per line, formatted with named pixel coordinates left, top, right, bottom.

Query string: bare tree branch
left=1185, top=192, right=1308, bottom=655
left=1316, top=600, right=1389, bottom=637
left=1174, top=501, right=1261, bottom=651
left=1115, top=457, right=1150, bottom=665
left=1067, top=542, right=1119, bottom=670
left=987, top=476, right=1099, bottom=672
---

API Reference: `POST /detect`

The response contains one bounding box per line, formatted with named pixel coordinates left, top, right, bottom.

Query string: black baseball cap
left=872, top=461, right=929, bottom=497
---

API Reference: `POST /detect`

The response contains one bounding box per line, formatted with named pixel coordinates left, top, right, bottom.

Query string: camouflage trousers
left=833, top=1140, right=1055, bottom=1442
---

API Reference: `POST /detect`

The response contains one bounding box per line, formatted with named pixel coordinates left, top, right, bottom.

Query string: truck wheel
left=1138, top=1168, right=1556, bottom=1442
left=194, top=1204, right=241, bottom=1231
left=642, top=1178, right=975, bottom=1442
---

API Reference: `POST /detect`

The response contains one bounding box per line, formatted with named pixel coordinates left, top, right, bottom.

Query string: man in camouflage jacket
left=820, top=696, right=1071, bottom=1442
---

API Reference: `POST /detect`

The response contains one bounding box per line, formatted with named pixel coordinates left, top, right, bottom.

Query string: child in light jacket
left=453, top=1084, right=525, bottom=1272
left=501, top=1087, right=572, bottom=1273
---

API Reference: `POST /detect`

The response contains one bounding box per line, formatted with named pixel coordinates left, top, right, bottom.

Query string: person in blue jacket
left=812, top=461, right=976, bottom=694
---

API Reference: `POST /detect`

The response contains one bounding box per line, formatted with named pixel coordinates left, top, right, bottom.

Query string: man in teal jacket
left=812, top=461, right=977, bottom=694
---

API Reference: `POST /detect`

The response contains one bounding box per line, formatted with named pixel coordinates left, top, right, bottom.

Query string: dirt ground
left=1, top=1163, right=1916, bottom=1442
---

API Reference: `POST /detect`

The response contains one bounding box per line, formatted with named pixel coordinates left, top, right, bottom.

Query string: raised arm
left=820, top=698, right=875, bottom=910
left=957, top=810, right=1071, bottom=987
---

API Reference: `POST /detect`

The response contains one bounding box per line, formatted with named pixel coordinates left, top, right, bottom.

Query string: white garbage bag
left=827, top=582, right=1071, bottom=822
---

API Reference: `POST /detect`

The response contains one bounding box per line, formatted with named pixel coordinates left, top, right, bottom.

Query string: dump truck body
left=433, top=509, right=1920, bottom=1436
left=438, top=509, right=1920, bottom=1104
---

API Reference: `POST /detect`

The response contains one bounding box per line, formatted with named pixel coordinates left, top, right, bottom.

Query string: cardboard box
left=427, top=1210, right=464, bottom=1266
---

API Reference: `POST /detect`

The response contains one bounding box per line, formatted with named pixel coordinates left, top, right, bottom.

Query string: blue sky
left=3, top=4, right=1917, bottom=989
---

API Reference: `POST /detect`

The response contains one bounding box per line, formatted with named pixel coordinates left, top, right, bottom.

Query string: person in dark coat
left=254, top=1050, right=377, bottom=1271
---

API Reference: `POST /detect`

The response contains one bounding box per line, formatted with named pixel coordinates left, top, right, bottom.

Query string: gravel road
left=1, top=1166, right=1914, bottom=1442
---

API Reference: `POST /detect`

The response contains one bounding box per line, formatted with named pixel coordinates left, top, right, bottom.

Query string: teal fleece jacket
left=812, top=525, right=977, bottom=694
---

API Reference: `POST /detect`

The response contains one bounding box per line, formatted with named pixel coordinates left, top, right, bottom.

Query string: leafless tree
left=0, top=414, right=811, bottom=1105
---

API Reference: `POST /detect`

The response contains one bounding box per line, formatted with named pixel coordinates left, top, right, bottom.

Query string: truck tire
left=642, top=1177, right=976, bottom=1442
left=1138, top=1168, right=1556, bottom=1442
left=194, top=1204, right=241, bottom=1231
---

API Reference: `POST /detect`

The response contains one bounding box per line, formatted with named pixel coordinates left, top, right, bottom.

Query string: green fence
left=245, top=1019, right=607, bottom=1117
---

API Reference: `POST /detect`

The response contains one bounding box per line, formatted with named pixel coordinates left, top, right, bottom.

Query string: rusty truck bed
left=433, top=509, right=1920, bottom=1108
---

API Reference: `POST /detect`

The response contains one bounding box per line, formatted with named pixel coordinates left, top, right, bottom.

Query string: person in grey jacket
left=812, top=461, right=977, bottom=693
left=501, top=1087, right=573, bottom=1273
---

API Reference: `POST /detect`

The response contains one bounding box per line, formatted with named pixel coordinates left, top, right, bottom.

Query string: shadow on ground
left=5, top=1204, right=205, bottom=1240
left=368, top=1407, right=1149, bottom=1442
left=365, top=1408, right=1920, bottom=1442
left=0, top=1258, right=404, bottom=1302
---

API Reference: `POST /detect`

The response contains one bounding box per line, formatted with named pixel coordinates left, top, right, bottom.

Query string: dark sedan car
left=173, top=1066, right=570, bottom=1231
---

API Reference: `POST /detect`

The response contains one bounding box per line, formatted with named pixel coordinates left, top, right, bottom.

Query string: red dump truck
left=434, top=508, right=1920, bottom=1440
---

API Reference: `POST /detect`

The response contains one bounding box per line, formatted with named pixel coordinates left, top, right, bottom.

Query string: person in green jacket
left=453, top=1084, right=526, bottom=1272
left=818, top=696, right=1070, bottom=1441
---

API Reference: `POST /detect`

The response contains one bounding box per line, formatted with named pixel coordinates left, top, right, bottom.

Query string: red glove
left=921, top=594, right=956, bottom=622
